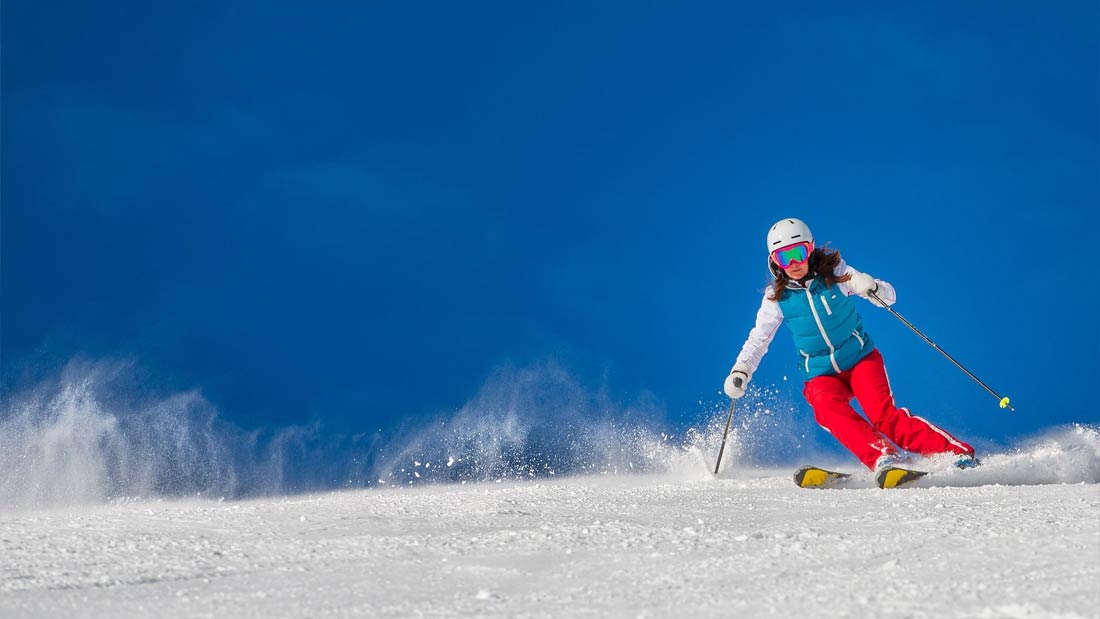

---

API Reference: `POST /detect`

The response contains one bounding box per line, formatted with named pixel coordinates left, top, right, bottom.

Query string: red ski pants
left=802, top=348, right=973, bottom=470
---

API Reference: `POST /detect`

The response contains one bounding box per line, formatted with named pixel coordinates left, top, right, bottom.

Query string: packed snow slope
left=3, top=468, right=1098, bottom=618
left=3, top=364, right=1099, bottom=617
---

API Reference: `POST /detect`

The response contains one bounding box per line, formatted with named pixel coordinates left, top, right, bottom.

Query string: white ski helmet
left=767, top=218, right=814, bottom=254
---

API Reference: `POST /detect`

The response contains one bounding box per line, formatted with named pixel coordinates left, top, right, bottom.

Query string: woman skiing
left=724, top=218, right=977, bottom=486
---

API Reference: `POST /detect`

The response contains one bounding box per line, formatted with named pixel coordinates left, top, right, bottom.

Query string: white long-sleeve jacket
left=733, top=260, right=896, bottom=377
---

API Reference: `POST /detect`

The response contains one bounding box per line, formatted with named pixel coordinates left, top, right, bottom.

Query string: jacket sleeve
left=835, top=259, right=897, bottom=306
left=733, top=289, right=784, bottom=376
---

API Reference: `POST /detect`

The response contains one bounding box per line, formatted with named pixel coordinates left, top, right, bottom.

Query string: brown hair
left=767, top=246, right=851, bottom=301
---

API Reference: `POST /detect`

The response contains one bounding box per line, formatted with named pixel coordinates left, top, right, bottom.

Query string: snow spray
left=0, top=359, right=380, bottom=511
left=368, top=364, right=822, bottom=485
left=4, top=358, right=1096, bottom=512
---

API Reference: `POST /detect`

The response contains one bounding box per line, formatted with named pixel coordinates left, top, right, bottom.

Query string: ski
left=875, top=467, right=929, bottom=489
left=794, top=465, right=933, bottom=489
left=793, top=465, right=852, bottom=488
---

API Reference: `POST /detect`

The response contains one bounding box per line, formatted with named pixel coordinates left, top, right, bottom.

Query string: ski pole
left=713, top=380, right=741, bottom=475
left=868, top=290, right=1013, bottom=411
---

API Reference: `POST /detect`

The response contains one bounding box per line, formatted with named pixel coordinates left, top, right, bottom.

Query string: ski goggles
left=771, top=241, right=812, bottom=268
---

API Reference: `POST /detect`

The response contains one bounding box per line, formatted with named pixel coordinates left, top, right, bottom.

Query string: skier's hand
left=848, top=272, right=886, bottom=306
left=724, top=363, right=751, bottom=399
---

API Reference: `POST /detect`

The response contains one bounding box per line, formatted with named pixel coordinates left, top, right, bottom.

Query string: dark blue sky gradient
left=3, top=2, right=1097, bottom=443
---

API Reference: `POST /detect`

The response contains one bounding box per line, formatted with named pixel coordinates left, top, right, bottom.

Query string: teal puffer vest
left=776, top=278, right=874, bottom=380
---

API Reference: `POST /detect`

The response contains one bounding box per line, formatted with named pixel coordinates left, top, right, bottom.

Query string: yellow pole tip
left=999, top=397, right=1011, bottom=409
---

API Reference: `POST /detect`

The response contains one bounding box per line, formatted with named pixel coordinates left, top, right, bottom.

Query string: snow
left=2, top=364, right=1098, bottom=616
left=3, top=471, right=1098, bottom=618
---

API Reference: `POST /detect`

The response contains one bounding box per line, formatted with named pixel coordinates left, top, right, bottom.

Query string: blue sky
left=3, top=2, right=1097, bottom=449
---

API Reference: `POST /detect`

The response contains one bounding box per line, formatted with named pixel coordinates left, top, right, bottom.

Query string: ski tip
left=793, top=465, right=852, bottom=488
left=795, top=467, right=831, bottom=488
left=875, top=467, right=929, bottom=489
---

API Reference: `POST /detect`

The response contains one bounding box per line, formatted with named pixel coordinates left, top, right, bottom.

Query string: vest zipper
left=805, top=289, right=841, bottom=373
left=852, top=329, right=865, bottom=350
left=820, top=295, right=833, bottom=316
left=800, top=350, right=810, bottom=373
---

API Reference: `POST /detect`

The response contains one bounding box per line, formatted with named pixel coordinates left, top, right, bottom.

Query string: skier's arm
left=835, top=259, right=896, bottom=306
left=732, top=289, right=784, bottom=377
